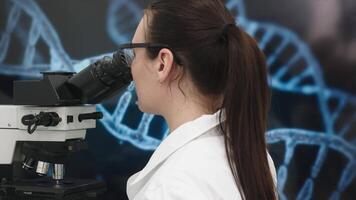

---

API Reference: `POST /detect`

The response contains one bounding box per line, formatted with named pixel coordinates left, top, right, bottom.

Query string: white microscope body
left=0, top=105, right=95, bottom=168
left=0, top=49, right=132, bottom=199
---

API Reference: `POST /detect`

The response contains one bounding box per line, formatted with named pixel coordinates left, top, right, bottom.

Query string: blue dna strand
left=0, top=0, right=355, bottom=198
left=107, top=0, right=142, bottom=45
left=267, top=129, right=355, bottom=200
left=0, top=0, right=73, bottom=76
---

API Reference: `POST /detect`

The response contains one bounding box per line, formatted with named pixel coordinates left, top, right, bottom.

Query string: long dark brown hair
left=144, top=0, right=276, bottom=199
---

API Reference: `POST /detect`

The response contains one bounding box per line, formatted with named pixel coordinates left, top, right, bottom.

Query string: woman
left=123, top=0, right=277, bottom=199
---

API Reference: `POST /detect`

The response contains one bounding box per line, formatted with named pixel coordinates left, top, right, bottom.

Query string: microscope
left=0, top=51, right=132, bottom=199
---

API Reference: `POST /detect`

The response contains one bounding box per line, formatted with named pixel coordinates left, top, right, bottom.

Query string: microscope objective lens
left=36, top=161, right=50, bottom=176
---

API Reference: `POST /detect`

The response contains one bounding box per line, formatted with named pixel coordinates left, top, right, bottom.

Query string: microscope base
left=0, top=177, right=106, bottom=200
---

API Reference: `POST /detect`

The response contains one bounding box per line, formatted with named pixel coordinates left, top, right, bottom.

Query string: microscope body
left=0, top=105, right=95, bottom=178
left=0, top=50, right=132, bottom=199
left=0, top=105, right=107, bottom=199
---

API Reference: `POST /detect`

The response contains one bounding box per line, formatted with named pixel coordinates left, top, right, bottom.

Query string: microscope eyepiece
left=66, top=50, right=133, bottom=104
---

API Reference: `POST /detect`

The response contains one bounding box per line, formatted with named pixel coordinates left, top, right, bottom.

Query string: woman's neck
left=164, top=106, right=206, bottom=133
left=158, top=79, right=223, bottom=133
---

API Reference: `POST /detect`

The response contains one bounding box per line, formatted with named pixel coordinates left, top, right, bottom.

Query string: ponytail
left=221, top=25, right=277, bottom=200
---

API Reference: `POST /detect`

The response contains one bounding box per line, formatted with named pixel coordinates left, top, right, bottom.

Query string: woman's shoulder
left=143, top=137, right=241, bottom=199
left=164, top=127, right=228, bottom=169
left=146, top=128, right=238, bottom=191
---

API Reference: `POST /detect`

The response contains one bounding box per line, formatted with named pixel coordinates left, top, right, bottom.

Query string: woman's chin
left=136, top=100, right=147, bottom=113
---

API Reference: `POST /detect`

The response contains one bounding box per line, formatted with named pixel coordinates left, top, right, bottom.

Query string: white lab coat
left=127, top=110, right=277, bottom=200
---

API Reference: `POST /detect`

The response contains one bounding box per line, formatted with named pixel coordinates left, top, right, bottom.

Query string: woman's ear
left=154, top=48, right=175, bottom=83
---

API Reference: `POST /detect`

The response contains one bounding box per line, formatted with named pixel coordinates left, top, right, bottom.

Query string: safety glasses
left=118, top=43, right=181, bottom=66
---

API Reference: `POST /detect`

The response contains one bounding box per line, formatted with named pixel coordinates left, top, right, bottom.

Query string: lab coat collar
left=128, top=109, right=224, bottom=187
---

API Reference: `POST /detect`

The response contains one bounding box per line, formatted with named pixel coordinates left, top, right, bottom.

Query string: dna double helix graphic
left=226, top=1, right=356, bottom=199
left=0, top=0, right=355, bottom=199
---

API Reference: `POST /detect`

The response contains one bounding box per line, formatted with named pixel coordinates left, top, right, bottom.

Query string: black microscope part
left=78, top=112, right=103, bottom=122
left=21, top=112, right=62, bottom=134
left=13, top=50, right=132, bottom=106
